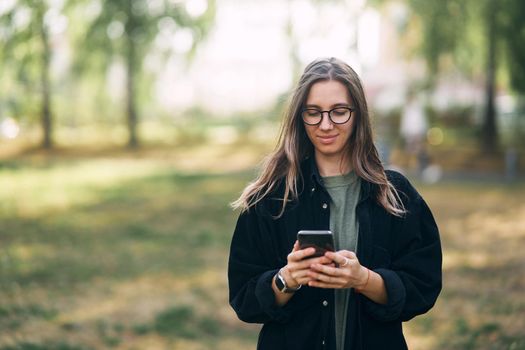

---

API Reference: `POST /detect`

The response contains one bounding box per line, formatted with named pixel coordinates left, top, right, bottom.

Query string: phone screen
left=297, top=230, right=335, bottom=258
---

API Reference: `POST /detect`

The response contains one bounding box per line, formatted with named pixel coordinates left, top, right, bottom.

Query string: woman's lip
left=317, top=135, right=338, bottom=144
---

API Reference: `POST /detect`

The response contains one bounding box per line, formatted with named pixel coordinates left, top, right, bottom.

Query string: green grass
left=0, top=145, right=260, bottom=349
left=0, top=343, right=90, bottom=350
left=0, top=144, right=524, bottom=349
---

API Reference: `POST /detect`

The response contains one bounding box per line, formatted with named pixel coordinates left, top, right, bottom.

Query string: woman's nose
left=319, top=112, right=334, bottom=130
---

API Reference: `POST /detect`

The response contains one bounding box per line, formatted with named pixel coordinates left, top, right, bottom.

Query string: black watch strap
left=275, top=269, right=301, bottom=293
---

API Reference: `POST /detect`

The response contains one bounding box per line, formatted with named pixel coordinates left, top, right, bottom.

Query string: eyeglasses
left=301, top=107, right=355, bottom=126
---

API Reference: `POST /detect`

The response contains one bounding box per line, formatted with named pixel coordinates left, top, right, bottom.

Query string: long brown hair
left=232, top=57, right=406, bottom=217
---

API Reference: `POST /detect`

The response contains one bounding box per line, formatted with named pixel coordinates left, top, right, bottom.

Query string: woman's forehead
left=306, top=80, right=353, bottom=106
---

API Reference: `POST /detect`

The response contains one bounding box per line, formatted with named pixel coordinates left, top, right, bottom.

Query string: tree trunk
left=125, top=2, right=138, bottom=149
left=482, top=0, right=498, bottom=153
left=125, top=42, right=138, bottom=149
left=40, top=8, right=52, bottom=149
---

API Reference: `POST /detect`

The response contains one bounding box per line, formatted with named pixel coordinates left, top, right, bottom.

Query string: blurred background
left=0, top=0, right=524, bottom=349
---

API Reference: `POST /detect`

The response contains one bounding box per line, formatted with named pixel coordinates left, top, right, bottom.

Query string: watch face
left=276, top=273, right=286, bottom=291
left=276, top=272, right=301, bottom=293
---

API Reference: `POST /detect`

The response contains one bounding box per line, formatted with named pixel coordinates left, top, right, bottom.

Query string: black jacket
left=228, top=158, right=442, bottom=350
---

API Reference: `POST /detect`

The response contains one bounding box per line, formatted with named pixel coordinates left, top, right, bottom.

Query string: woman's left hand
left=307, top=250, right=368, bottom=289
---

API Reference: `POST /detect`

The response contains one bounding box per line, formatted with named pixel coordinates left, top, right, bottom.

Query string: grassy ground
left=1, top=141, right=524, bottom=349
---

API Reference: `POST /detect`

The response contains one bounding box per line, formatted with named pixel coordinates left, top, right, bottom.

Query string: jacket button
left=322, top=340, right=325, bottom=345
left=311, top=187, right=315, bottom=192
left=322, top=203, right=328, bottom=209
left=322, top=300, right=328, bottom=306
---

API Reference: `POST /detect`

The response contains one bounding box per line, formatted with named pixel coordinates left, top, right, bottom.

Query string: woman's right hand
left=280, top=241, right=334, bottom=288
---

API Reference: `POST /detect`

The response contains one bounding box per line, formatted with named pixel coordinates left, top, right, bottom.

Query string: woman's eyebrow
left=305, top=103, right=351, bottom=109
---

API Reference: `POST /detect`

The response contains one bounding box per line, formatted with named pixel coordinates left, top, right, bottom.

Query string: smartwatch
left=275, top=269, right=302, bottom=293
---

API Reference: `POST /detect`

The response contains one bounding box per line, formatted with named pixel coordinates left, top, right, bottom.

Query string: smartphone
left=297, top=230, right=335, bottom=258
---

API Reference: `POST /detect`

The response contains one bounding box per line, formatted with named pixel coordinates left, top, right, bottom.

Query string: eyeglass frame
left=301, top=106, right=355, bottom=126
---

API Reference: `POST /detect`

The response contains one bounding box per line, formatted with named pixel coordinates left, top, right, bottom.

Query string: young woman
left=228, top=57, right=442, bottom=350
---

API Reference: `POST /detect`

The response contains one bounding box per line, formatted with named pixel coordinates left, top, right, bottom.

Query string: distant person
left=400, top=88, right=429, bottom=173
left=228, top=58, right=442, bottom=350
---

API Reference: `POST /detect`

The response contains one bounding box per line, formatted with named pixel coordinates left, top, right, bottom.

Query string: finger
left=294, top=273, right=314, bottom=285
left=324, top=252, right=349, bottom=266
left=290, top=268, right=311, bottom=281
left=290, top=255, right=333, bottom=272
left=310, top=263, right=342, bottom=276
left=288, top=247, right=316, bottom=262
left=302, top=255, right=333, bottom=265
left=295, top=277, right=312, bottom=285
left=307, top=272, right=347, bottom=286
left=288, top=267, right=315, bottom=285
left=308, top=270, right=346, bottom=285
left=326, top=250, right=357, bottom=261
left=292, top=240, right=300, bottom=252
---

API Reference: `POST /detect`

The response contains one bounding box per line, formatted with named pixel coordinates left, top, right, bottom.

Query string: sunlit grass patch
left=0, top=158, right=171, bottom=218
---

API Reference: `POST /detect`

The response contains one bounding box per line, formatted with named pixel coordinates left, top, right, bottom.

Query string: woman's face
left=303, top=79, right=355, bottom=163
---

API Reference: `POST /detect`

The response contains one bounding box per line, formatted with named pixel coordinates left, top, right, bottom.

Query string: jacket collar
left=308, top=155, right=323, bottom=187
left=305, top=155, right=371, bottom=203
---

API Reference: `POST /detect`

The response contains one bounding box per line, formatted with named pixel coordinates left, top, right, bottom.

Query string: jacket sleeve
left=362, top=177, right=442, bottom=322
left=228, top=207, right=295, bottom=324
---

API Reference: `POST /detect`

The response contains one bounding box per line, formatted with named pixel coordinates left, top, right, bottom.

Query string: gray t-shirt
left=322, top=171, right=361, bottom=350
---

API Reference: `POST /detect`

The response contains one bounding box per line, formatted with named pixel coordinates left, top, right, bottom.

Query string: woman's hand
left=280, top=241, right=334, bottom=289
left=273, top=241, right=334, bottom=306
left=306, top=250, right=369, bottom=290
